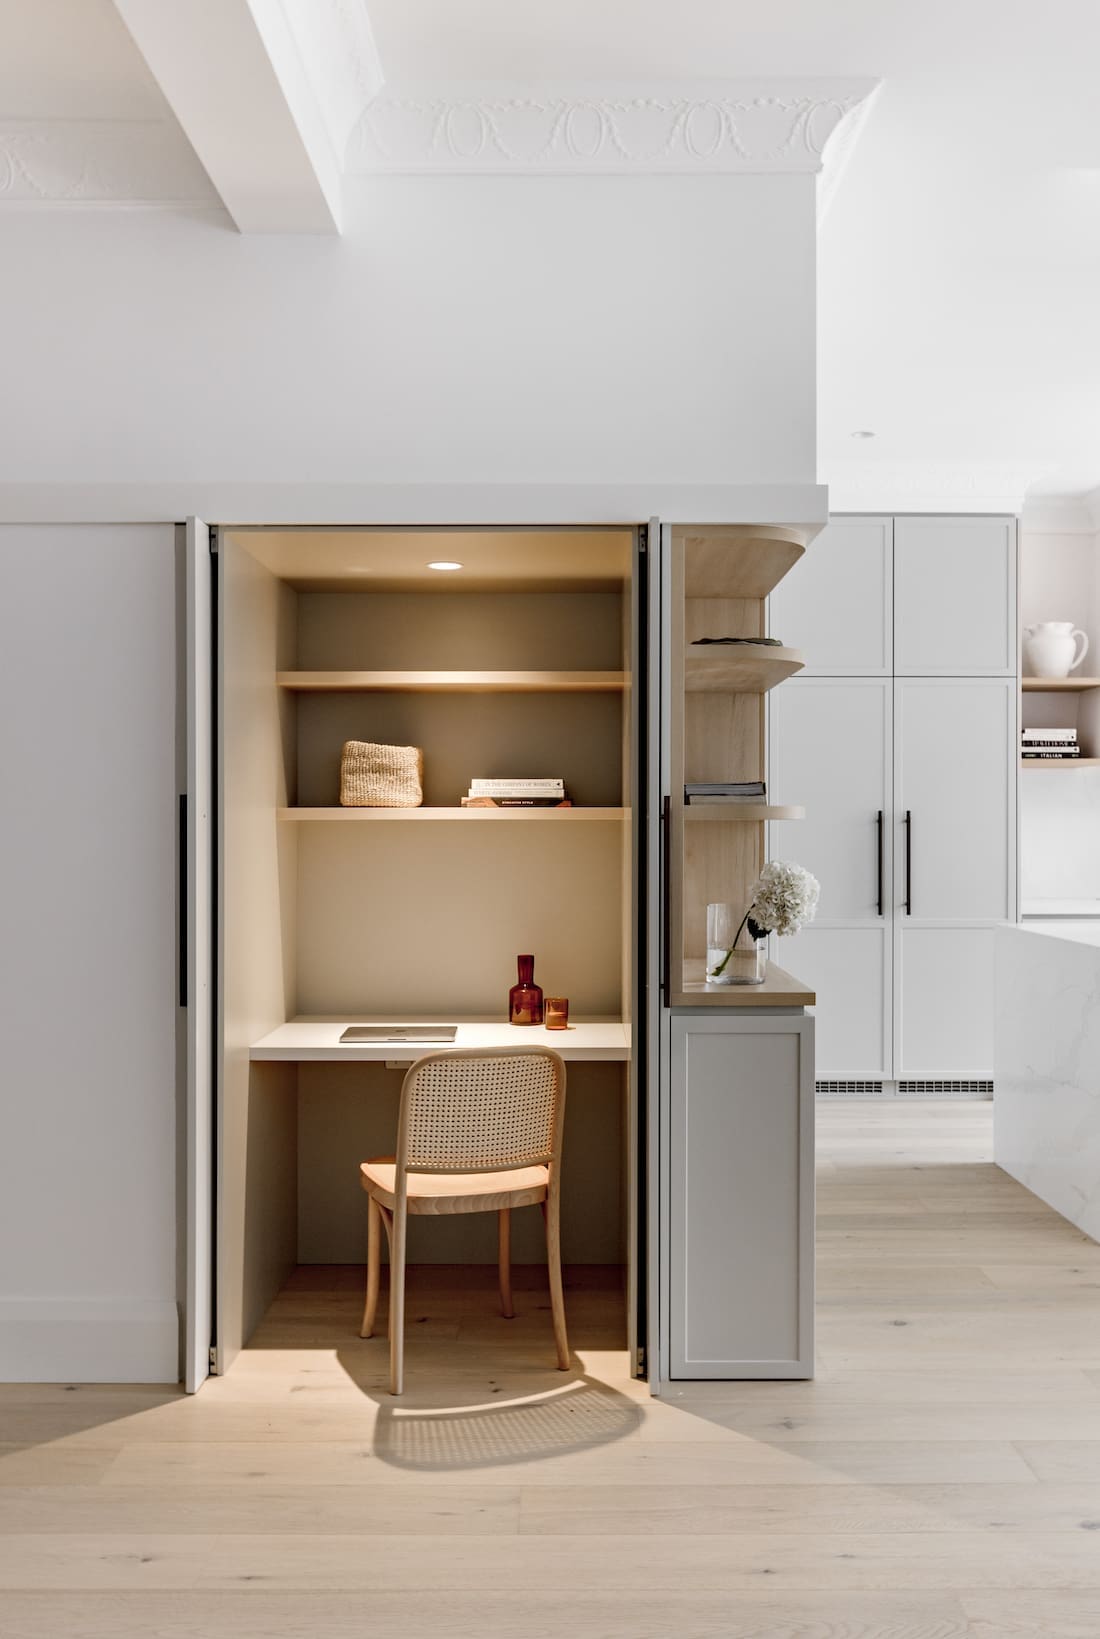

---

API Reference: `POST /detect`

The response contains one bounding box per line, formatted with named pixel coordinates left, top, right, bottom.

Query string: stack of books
left=462, top=777, right=571, bottom=808
left=1022, top=729, right=1080, bottom=761
left=685, top=781, right=766, bottom=805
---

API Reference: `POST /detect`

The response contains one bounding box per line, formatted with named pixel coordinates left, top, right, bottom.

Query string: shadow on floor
left=351, top=1371, right=643, bottom=1471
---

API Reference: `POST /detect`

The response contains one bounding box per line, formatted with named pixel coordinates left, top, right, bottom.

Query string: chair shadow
left=334, top=1350, right=643, bottom=1471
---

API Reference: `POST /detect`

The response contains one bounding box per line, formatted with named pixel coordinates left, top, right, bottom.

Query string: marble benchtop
left=1015, top=918, right=1100, bottom=949
left=995, top=923, right=1100, bottom=1244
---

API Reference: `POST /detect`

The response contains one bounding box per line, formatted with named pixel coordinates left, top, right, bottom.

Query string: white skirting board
left=0, top=1298, right=179, bottom=1384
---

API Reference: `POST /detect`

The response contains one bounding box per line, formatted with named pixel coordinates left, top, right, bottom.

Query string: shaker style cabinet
left=770, top=679, right=892, bottom=1078
left=893, top=517, right=1017, bottom=676
left=669, top=1014, right=814, bottom=1378
left=768, top=515, right=1017, bottom=1086
left=769, top=516, right=893, bottom=675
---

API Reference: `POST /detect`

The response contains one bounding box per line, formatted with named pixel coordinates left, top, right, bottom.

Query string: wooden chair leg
left=360, top=1194, right=382, bottom=1338
left=544, top=1188, right=569, bottom=1370
left=498, top=1207, right=514, bottom=1319
left=387, top=1202, right=406, bottom=1396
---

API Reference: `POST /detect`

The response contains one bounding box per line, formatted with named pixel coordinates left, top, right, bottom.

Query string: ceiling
left=3, top=0, right=1099, bottom=504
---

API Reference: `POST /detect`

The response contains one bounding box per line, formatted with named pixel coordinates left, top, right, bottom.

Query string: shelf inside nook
left=683, top=644, right=804, bottom=693
left=278, top=806, right=626, bottom=821
left=277, top=670, right=625, bottom=693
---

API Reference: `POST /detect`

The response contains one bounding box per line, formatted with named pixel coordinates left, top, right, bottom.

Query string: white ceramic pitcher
left=1023, top=621, right=1090, bottom=679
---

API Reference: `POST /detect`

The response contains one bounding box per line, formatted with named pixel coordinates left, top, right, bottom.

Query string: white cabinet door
left=770, top=679, right=891, bottom=920
left=894, top=679, right=1014, bottom=1080
left=669, top=1015, right=814, bottom=1378
left=778, top=925, right=891, bottom=1080
left=769, top=516, right=892, bottom=674
left=770, top=679, right=892, bottom=1078
left=896, top=927, right=997, bottom=1079
left=894, top=517, right=1016, bottom=676
left=895, top=679, right=1015, bottom=923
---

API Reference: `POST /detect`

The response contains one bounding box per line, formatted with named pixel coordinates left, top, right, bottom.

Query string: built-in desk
left=250, top=1017, right=631, bottom=1064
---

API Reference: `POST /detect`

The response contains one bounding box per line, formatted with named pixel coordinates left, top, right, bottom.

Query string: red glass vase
left=509, top=954, right=544, bottom=1025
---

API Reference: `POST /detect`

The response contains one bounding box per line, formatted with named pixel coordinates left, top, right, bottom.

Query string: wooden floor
left=4, top=1102, right=1100, bottom=1637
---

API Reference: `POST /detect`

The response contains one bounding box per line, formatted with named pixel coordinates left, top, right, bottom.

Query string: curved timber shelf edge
left=684, top=645, right=804, bottom=693
left=684, top=803, right=805, bottom=822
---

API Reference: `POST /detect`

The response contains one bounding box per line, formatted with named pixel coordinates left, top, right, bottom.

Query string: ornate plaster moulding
left=822, top=461, right=1045, bottom=517
left=347, top=79, right=880, bottom=178
left=0, top=119, right=217, bottom=208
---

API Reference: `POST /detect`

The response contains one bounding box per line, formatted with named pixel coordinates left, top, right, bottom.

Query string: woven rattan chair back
left=396, top=1046, right=566, bottom=1175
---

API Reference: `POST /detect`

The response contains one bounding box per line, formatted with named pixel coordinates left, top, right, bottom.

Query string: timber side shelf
left=668, top=524, right=815, bottom=1009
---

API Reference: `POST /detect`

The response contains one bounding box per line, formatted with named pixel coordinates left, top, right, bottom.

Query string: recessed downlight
left=850, top=429, right=876, bottom=440
left=427, top=560, right=464, bottom=571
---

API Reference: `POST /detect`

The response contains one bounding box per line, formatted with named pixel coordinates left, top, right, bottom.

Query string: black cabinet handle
left=904, top=809, right=912, bottom=916
left=876, top=810, right=884, bottom=917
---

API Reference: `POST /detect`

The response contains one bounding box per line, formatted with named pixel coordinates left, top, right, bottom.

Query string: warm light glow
left=427, top=560, right=464, bottom=571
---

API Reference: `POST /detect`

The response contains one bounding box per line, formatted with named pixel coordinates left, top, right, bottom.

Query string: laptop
left=339, top=1025, right=458, bottom=1044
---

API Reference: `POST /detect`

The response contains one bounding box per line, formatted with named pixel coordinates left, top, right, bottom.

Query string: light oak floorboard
left=7, top=1529, right=1100, bottom=1591
left=0, top=1590, right=976, bottom=1639
left=5, top=1103, right=1100, bottom=1636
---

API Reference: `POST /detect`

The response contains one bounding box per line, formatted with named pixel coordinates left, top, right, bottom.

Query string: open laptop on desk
left=339, top=1025, right=459, bottom=1044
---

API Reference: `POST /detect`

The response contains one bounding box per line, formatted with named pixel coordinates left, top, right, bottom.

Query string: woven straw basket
left=340, top=740, right=423, bottom=808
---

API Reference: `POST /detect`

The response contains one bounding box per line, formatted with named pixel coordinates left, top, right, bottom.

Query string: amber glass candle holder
left=544, top=997, right=569, bottom=1031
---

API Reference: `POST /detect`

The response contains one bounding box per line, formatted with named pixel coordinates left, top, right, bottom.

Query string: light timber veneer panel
left=669, top=525, right=813, bottom=1007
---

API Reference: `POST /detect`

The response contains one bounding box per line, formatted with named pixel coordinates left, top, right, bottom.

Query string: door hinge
left=208, top=1345, right=218, bottom=1370
left=638, top=524, right=648, bottom=552
left=635, top=1346, right=646, bottom=1377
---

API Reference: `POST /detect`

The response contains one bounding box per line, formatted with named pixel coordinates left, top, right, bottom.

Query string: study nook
left=210, top=523, right=816, bottom=1391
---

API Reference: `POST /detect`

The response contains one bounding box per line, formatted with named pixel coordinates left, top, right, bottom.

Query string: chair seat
left=359, top=1157, right=550, bottom=1216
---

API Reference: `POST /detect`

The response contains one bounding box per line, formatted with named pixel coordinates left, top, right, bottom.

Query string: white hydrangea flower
left=747, top=860, right=820, bottom=938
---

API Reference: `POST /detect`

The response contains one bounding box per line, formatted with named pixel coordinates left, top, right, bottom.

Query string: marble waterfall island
left=995, top=922, right=1100, bottom=1240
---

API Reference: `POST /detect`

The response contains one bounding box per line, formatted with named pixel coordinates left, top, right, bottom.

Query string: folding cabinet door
left=184, top=518, right=215, bottom=1391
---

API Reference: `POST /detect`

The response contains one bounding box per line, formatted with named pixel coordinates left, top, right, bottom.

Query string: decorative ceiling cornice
left=347, top=80, right=879, bottom=176
left=822, top=460, right=1045, bottom=517
left=0, top=119, right=216, bottom=208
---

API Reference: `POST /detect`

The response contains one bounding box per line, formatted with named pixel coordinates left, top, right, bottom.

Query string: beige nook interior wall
left=219, top=537, right=300, bottom=1363
left=298, top=1062, right=625, bottom=1266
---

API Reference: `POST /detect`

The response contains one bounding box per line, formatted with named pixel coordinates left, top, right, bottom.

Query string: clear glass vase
left=705, top=902, right=766, bottom=986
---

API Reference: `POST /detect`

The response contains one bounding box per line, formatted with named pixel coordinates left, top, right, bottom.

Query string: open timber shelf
left=683, top=645, right=804, bottom=693
left=679, top=527, right=807, bottom=599
left=668, top=526, right=814, bottom=1013
left=278, top=806, right=626, bottom=821
left=276, top=670, right=626, bottom=693
left=1020, top=760, right=1100, bottom=770
left=675, top=959, right=816, bottom=1008
left=1021, top=677, right=1100, bottom=692
left=684, top=803, right=805, bottom=823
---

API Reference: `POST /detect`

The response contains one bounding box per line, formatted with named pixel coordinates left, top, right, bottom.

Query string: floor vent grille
left=897, top=1079, right=993, bottom=1099
left=816, top=1080, right=884, bottom=1098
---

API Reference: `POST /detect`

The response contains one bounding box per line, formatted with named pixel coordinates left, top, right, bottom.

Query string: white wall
left=0, top=174, right=817, bottom=490
left=0, top=524, right=180, bottom=1380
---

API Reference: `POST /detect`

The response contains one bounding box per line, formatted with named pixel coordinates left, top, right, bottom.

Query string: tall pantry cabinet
left=768, top=516, right=1017, bottom=1088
